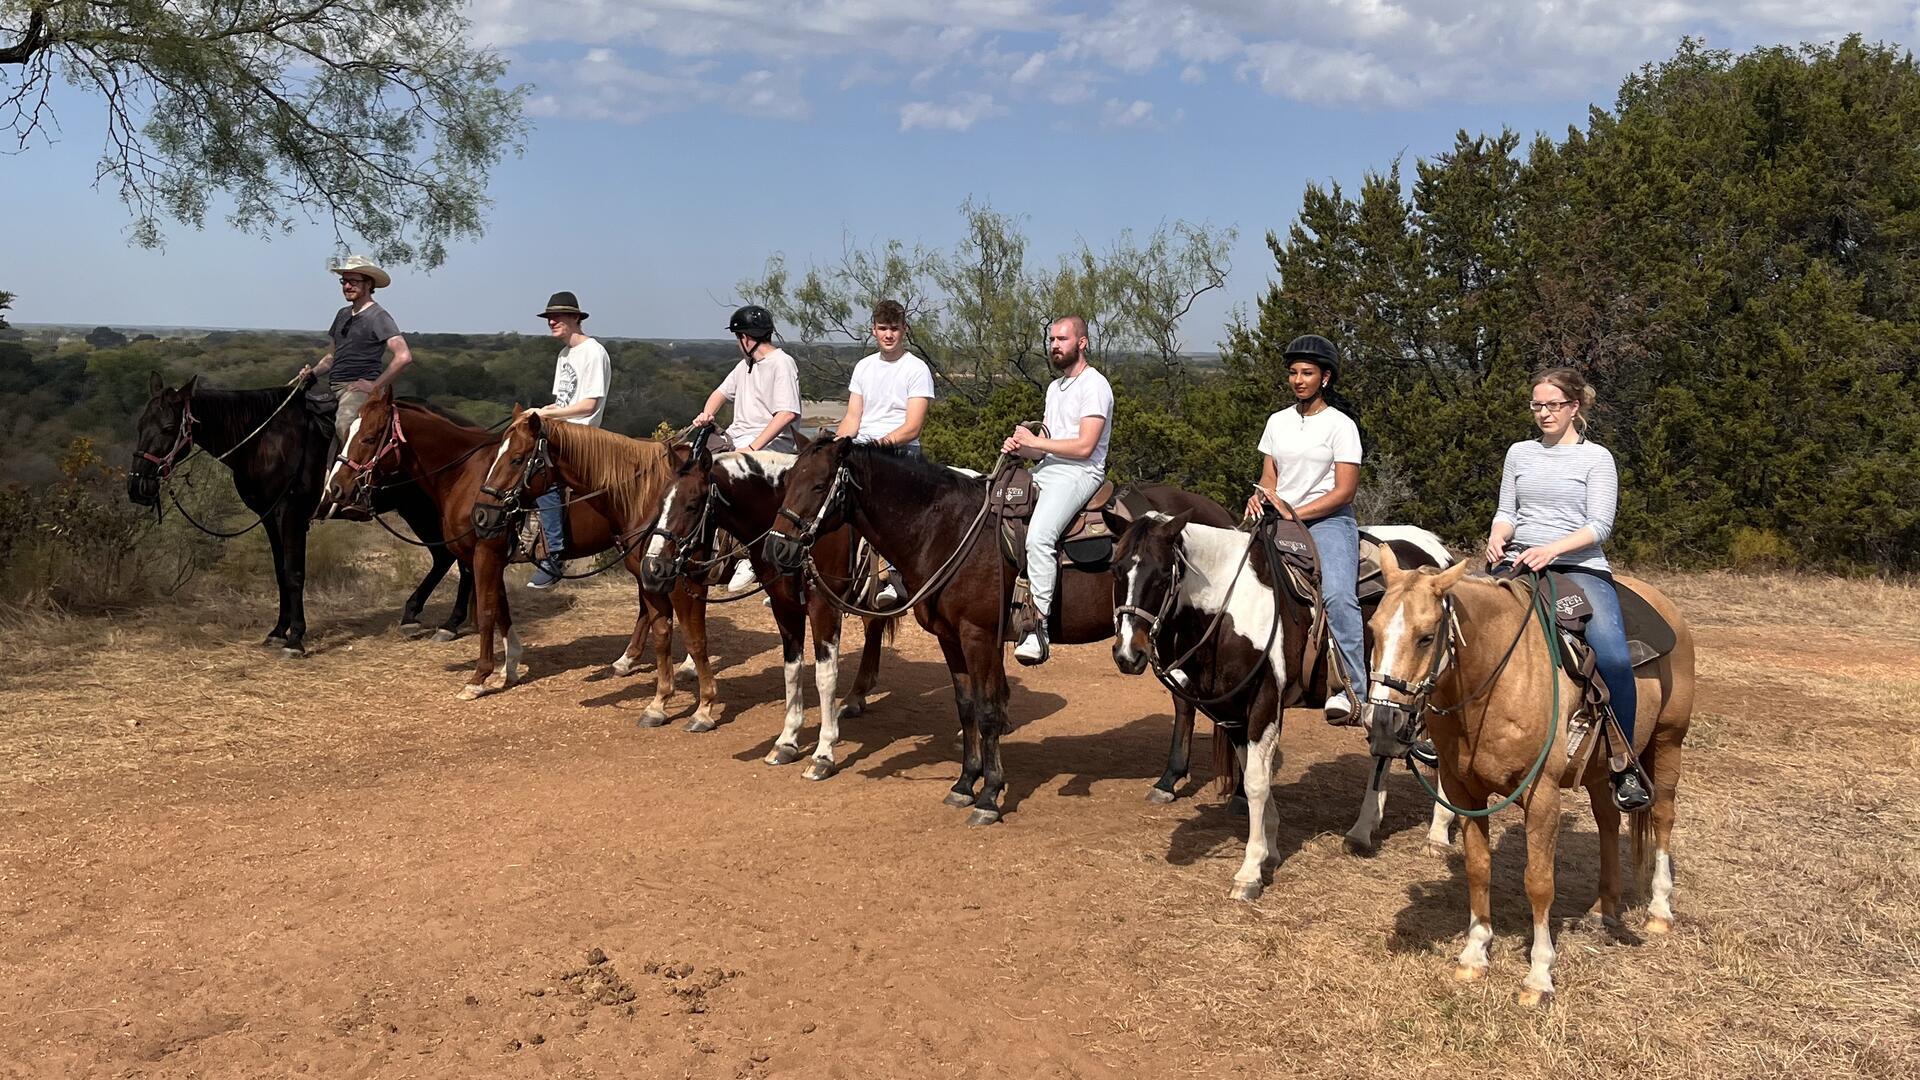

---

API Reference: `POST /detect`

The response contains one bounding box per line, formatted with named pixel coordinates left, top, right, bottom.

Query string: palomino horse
left=640, top=437, right=897, bottom=779
left=763, top=438, right=1235, bottom=825
left=130, top=374, right=468, bottom=654
left=466, top=409, right=717, bottom=724
left=1364, top=552, right=1694, bottom=1005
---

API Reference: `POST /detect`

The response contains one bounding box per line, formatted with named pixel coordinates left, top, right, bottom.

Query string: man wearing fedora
left=528, top=291, right=611, bottom=589
left=300, top=256, right=411, bottom=493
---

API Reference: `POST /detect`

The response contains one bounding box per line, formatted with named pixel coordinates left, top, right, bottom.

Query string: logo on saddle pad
left=1555, top=595, right=1585, bottom=617
left=1273, top=538, right=1310, bottom=555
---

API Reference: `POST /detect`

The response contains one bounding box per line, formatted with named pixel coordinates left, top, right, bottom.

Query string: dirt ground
left=2, top=568, right=1917, bottom=1079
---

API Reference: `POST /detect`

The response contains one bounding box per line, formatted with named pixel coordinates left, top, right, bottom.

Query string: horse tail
left=1630, top=804, right=1654, bottom=900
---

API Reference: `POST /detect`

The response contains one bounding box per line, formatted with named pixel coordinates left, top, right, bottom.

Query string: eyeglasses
left=1527, top=400, right=1575, bottom=414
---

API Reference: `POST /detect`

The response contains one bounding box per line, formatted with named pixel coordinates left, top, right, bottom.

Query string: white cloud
left=1100, top=97, right=1159, bottom=128
left=480, top=0, right=1920, bottom=121
left=899, top=93, right=1009, bottom=131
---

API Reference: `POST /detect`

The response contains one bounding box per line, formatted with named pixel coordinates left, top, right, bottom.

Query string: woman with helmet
left=694, top=304, right=804, bottom=591
left=1244, top=333, right=1367, bottom=722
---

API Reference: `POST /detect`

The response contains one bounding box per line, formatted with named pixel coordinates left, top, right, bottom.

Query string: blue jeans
left=536, top=487, right=565, bottom=568
left=1027, top=462, right=1105, bottom=620
left=1308, top=508, right=1365, bottom=701
left=1562, top=568, right=1636, bottom=744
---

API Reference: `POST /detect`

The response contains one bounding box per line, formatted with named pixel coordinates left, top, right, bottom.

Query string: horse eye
left=1417, top=633, right=1436, bottom=647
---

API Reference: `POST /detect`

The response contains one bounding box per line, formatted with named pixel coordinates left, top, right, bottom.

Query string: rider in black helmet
left=695, top=304, right=804, bottom=590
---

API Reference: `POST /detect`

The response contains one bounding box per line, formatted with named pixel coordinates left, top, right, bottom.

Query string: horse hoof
left=837, top=699, right=866, bottom=719
left=431, top=629, right=458, bottom=643
left=943, top=791, right=976, bottom=809
left=1517, top=987, right=1554, bottom=1009
left=281, top=647, right=306, bottom=659
left=1426, top=841, right=1453, bottom=859
left=684, top=717, right=716, bottom=734
left=803, top=760, right=838, bottom=782
left=1343, top=833, right=1377, bottom=856
left=1227, top=881, right=1263, bottom=902
left=636, top=710, right=670, bottom=729
left=1452, top=964, right=1487, bottom=983
left=965, top=807, right=1001, bottom=826
left=456, top=684, right=485, bottom=701
left=263, top=634, right=287, bottom=647
left=1644, top=916, right=1673, bottom=936
left=673, top=657, right=697, bottom=681
left=1144, top=787, right=1177, bottom=805
left=399, top=621, right=424, bottom=637
left=767, top=745, right=804, bottom=766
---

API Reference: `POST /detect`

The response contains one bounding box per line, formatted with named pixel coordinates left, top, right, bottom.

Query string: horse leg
left=674, top=585, right=719, bottom=733
left=937, top=632, right=982, bottom=809
left=460, top=546, right=504, bottom=699
left=1454, top=790, right=1494, bottom=982
left=262, top=517, right=292, bottom=646
left=1639, top=733, right=1684, bottom=934
left=1426, top=802, right=1458, bottom=854
left=1148, top=701, right=1195, bottom=805
left=801, top=596, right=845, bottom=780
left=765, top=598, right=811, bottom=765
left=1344, top=754, right=1393, bottom=852
left=489, top=581, right=522, bottom=691
left=964, top=627, right=1009, bottom=826
left=402, top=544, right=454, bottom=633
left=1586, top=781, right=1623, bottom=928
left=278, top=514, right=310, bottom=656
left=1229, top=711, right=1283, bottom=901
left=637, top=594, right=676, bottom=726
left=1517, top=785, right=1564, bottom=1007
left=436, top=558, right=472, bottom=640
left=840, top=614, right=886, bottom=719
left=612, top=579, right=653, bottom=677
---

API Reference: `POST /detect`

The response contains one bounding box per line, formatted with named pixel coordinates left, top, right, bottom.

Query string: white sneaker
left=725, top=559, right=757, bottom=592
left=1013, top=630, right=1049, bottom=665
left=1323, top=691, right=1354, bottom=723
left=875, top=580, right=900, bottom=606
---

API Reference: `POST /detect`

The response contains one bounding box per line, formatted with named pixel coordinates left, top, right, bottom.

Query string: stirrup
left=1609, top=763, right=1652, bottom=813
left=1408, top=740, right=1440, bottom=769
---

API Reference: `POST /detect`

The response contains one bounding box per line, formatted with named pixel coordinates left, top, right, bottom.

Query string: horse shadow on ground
left=1387, top=814, right=1650, bottom=954
left=1158, top=752, right=1400, bottom=871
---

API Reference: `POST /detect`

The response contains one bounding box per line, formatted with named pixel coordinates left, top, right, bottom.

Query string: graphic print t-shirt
left=552, top=337, right=612, bottom=427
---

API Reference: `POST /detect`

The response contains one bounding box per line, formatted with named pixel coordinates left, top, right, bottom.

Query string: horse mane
left=396, top=396, right=483, bottom=429
left=848, top=441, right=982, bottom=496
left=540, top=420, right=673, bottom=521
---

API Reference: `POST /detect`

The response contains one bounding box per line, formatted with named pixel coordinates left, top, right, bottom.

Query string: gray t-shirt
left=326, top=302, right=402, bottom=385
left=1494, top=438, right=1619, bottom=571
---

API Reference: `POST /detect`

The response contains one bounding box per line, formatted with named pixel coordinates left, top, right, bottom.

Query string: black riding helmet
left=727, top=305, right=777, bottom=341
left=1283, top=333, right=1339, bottom=378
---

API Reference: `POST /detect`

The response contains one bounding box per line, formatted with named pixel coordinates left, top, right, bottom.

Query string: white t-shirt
left=719, top=347, right=803, bottom=448
left=1257, top=405, right=1362, bottom=507
left=552, top=337, right=611, bottom=427
left=1042, top=365, right=1114, bottom=475
left=847, top=350, right=936, bottom=448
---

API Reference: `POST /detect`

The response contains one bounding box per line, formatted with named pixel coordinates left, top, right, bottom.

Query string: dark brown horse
left=763, top=438, right=1234, bottom=825
left=465, top=409, right=716, bottom=722
left=130, top=374, right=467, bottom=654
left=640, top=437, right=896, bottom=778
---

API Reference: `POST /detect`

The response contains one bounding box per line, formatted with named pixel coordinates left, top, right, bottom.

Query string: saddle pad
left=1618, top=580, right=1676, bottom=666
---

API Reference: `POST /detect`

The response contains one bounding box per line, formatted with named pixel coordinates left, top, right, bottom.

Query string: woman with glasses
left=1485, top=367, right=1648, bottom=812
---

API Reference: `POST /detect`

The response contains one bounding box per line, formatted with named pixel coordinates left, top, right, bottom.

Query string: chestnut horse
left=466, top=409, right=716, bottom=724
left=1364, top=552, right=1694, bottom=1005
left=763, top=438, right=1234, bottom=825
left=640, top=438, right=897, bottom=778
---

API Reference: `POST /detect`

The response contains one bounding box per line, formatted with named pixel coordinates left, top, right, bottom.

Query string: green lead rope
left=1409, top=572, right=1564, bottom=819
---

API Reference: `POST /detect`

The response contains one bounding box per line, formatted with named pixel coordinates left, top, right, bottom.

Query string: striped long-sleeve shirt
left=1493, top=438, right=1619, bottom=571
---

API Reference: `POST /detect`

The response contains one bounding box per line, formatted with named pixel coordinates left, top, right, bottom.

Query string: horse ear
left=181, top=374, right=199, bottom=395
left=1434, top=561, right=1472, bottom=590
left=1161, top=509, right=1193, bottom=534
left=511, top=402, right=524, bottom=417
left=372, top=384, right=394, bottom=403
left=1376, top=541, right=1403, bottom=581
left=148, top=371, right=165, bottom=397
left=1101, top=507, right=1130, bottom=536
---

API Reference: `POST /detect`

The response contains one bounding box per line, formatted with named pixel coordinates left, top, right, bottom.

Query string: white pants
left=1026, top=461, right=1105, bottom=620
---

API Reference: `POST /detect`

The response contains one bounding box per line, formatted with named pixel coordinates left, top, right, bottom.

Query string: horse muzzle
left=763, top=530, right=809, bottom=574
left=1365, top=698, right=1420, bottom=758
left=471, top=500, right=512, bottom=540
left=638, top=552, right=675, bottom=593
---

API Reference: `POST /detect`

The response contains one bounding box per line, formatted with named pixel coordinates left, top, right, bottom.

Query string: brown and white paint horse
left=641, top=440, right=897, bottom=777
left=1364, top=552, right=1694, bottom=1005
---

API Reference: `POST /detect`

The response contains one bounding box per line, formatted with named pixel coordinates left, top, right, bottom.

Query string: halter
left=766, top=464, right=853, bottom=571
left=472, top=432, right=552, bottom=539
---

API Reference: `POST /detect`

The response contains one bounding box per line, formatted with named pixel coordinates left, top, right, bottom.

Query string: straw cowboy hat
left=538, top=291, right=590, bottom=320
left=329, top=255, right=391, bottom=290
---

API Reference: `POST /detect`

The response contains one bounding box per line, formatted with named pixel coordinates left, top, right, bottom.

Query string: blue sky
left=6, top=1, right=1915, bottom=347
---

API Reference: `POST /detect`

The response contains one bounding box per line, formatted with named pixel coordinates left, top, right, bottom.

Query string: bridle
left=642, top=474, right=723, bottom=585
left=331, top=401, right=407, bottom=512
left=765, top=463, right=853, bottom=572
left=134, top=395, right=197, bottom=482
left=1365, top=594, right=1462, bottom=754
left=471, top=431, right=552, bottom=539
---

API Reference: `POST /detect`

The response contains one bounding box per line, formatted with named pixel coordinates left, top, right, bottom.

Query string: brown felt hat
left=538, top=291, right=589, bottom=320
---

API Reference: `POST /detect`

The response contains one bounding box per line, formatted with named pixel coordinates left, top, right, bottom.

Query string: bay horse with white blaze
left=129, top=374, right=469, bottom=654
left=465, top=409, right=717, bottom=723
left=763, top=438, right=1235, bottom=825
left=640, top=436, right=897, bottom=778
left=1364, top=551, right=1694, bottom=1005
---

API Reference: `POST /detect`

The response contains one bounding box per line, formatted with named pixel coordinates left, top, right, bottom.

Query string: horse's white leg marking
left=1346, top=755, right=1390, bottom=849
left=812, top=638, right=841, bottom=765
left=612, top=647, right=640, bottom=676
left=1649, top=850, right=1675, bottom=924
left=1522, top=918, right=1557, bottom=998
left=503, top=626, right=523, bottom=686
left=1426, top=802, right=1457, bottom=850
left=1456, top=914, right=1493, bottom=974
left=1230, top=725, right=1281, bottom=899
left=774, top=655, right=805, bottom=751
